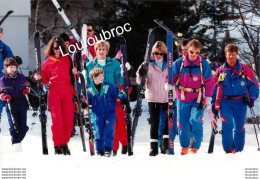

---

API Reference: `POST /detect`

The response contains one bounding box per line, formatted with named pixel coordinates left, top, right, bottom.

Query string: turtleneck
left=94, top=83, right=102, bottom=94
left=155, top=60, right=163, bottom=71
left=97, top=58, right=106, bottom=66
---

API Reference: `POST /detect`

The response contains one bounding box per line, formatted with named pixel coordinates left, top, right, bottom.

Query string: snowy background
left=0, top=97, right=260, bottom=179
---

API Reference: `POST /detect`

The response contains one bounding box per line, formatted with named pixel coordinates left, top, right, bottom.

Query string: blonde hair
left=151, top=41, right=167, bottom=57
left=89, top=68, right=104, bottom=79
left=94, top=40, right=110, bottom=55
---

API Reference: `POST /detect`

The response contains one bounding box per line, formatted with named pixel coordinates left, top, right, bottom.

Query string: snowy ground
left=0, top=99, right=260, bottom=179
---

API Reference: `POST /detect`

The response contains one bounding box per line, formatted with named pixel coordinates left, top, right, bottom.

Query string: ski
left=166, top=30, right=175, bottom=155
left=70, top=53, right=86, bottom=152
left=120, top=44, right=133, bottom=156
left=208, top=111, right=218, bottom=153
left=0, top=10, right=14, bottom=26
left=34, top=31, right=48, bottom=155
left=131, top=28, right=155, bottom=155
left=154, top=19, right=182, bottom=54
left=79, top=72, right=95, bottom=155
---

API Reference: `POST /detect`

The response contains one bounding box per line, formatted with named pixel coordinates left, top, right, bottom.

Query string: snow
left=0, top=99, right=260, bottom=179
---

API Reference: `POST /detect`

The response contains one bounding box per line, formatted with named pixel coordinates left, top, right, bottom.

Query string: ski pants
left=177, top=99, right=204, bottom=149
left=148, top=102, right=168, bottom=142
left=48, top=83, right=75, bottom=146
left=220, top=98, right=247, bottom=152
left=113, top=103, right=128, bottom=152
left=6, top=98, right=29, bottom=144
left=158, top=99, right=178, bottom=146
left=95, top=112, right=117, bottom=152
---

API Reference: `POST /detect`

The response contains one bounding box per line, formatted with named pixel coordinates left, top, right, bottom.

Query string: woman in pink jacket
left=35, top=37, right=77, bottom=155
left=136, top=41, right=174, bottom=156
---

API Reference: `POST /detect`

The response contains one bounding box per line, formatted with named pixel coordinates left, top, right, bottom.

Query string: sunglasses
left=154, top=52, right=164, bottom=56
left=87, top=29, right=94, bottom=32
left=181, top=49, right=187, bottom=52
left=189, top=50, right=200, bottom=55
left=53, top=47, right=60, bottom=50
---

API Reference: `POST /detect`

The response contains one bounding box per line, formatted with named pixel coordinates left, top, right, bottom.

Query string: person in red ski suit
left=113, top=84, right=132, bottom=156
left=34, top=37, right=77, bottom=155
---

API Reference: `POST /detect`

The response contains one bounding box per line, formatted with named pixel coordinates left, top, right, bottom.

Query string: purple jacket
left=0, top=71, right=29, bottom=99
left=172, top=55, right=215, bottom=102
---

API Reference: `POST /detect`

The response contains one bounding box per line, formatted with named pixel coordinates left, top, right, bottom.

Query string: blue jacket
left=85, top=57, right=123, bottom=87
left=212, top=59, right=259, bottom=104
left=0, top=41, right=14, bottom=70
left=87, top=81, right=127, bottom=117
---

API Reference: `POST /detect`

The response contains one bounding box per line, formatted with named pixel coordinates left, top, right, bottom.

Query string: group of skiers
left=0, top=23, right=259, bottom=157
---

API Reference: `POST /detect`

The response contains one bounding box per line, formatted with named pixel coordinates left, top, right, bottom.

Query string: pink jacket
left=136, top=61, right=176, bottom=103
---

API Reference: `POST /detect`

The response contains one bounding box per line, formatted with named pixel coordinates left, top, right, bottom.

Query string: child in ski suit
left=0, top=27, right=14, bottom=119
left=34, top=37, right=77, bottom=155
left=87, top=68, right=131, bottom=157
left=165, top=39, right=215, bottom=155
left=85, top=40, right=128, bottom=148
left=136, top=41, right=177, bottom=156
left=0, top=57, right=29, bottom=151
left=211, top=44, right=259, bottom=153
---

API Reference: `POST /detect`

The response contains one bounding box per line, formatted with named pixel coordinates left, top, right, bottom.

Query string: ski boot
left=180, top=147, right=189, bottom=155
left=121, top=145, right=128, bottom=154
left=104, top=147, right=112, bottom=157
left=54, top=145, right=63, bottom=155
left=161, top=137, right=169, bottom=154
left=149, top=141, right=158, bottom=156
left=62, top=144, right=71, bottom=155
left=225, top=149, right=236, bottom=154
left=97, top=151, right=105, bottom=156
left=189, top=148, right=198, bottom=154
left=113, top=151, right=117, bottom=156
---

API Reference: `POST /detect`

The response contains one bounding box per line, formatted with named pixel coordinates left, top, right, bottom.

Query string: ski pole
left=207, top=110, right=218, bottom=135
left=6, top=99, right=18, bottom=133
left=249, top=107, right=260, bottom=151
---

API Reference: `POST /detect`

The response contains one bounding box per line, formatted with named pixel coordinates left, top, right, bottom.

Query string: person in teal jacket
left=87, top=68, right=131, bottom=157
left=85, top=40, right=123, bottom=87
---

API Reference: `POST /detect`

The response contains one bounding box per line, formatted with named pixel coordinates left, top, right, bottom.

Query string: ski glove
left=22, top=88, right=30, bottom=95
left=82, top=102, right=88, bottom=109
left=211, top=105, right=219, bottom=116
left=247, top=97, right=255, bottom=108
left=138, top=65, right=147, bottom=76
left=121, top=98, right=131, bottom=113
left=205, top=97, right=212, bottom=111
left=164, top=83, right=173, bottom=91
left=120, top=62, right=131, bottom=76
left=1, top=94, right=11, bottom=101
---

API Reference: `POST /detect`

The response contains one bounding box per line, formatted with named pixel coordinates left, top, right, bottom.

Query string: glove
left=138, top=65, right=147, bottom=76
left=121, top=98, right=131, bottom=113
left=22, top=88, right=30, bottom=95
left=211, top=104, right=219, bottom=116
left=164, top=83, right=173, bottom=91
left=205, top=97, right=212, bottom=111
left=1, top=94, right=11, bottom=101
left=82, top=102, right=88, bottom=109
left=124, top=104, right=132, bottom=113
left=120, top=63, right=131, bottom=76
left=247, top=97, right=255, bottom=108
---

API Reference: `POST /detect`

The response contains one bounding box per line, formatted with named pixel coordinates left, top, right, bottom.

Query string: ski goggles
left=53, top=47, right=60, bottom=50
left=189, top=50, right=200, bottom=55
left=87, top=29, right=94, bottom=32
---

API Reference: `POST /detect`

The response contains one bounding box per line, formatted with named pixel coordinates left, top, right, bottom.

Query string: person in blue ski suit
left=87, top=68, right=131, bottom=157
left=211, top=44, right=259, bottom=153
left=0, top=27, right=14, bottom=117
left=0, top=58, right=29, bottom=151
left=165, top=39, right=215, bottom=155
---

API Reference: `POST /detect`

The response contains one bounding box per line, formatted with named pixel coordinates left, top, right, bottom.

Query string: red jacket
left=42, top=55, right=73, bottom=85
